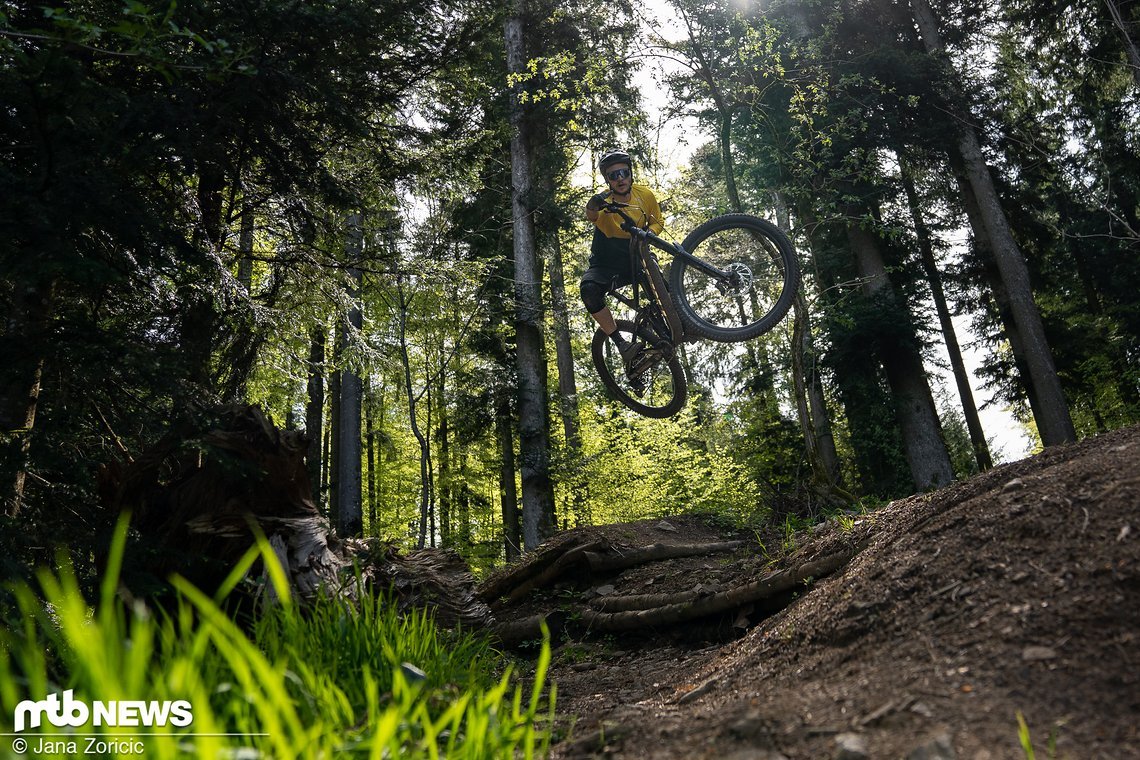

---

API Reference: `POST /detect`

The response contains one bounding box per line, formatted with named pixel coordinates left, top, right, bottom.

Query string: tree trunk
left=0, top=279, right=53, bottom=516
left=949, top=163, right=1044, bottom=425
left=437, top=354, right=452, bottom=547
left=546, top=230, right=588, bottom=526
left=459, top=451, right=472, bottom=546
left=305, top=328, right=326, bottom=508
left=497, top=391, right=522, bottom=561
left=791, top=292, right=843, bottom=489
left=1105, top=0, right=1140, bottom=90
left=365, top=387, right=377, bottom=536
left=910, top=0, right=1076, bottom=447
left=328, top=367, right=341, bottom=526
left=846, top=216, right=954, bottom=490
left=506, top=2, right=555, bottom=550
left=676, top=5, right=743, bottom=214
left=898, top=155, right=993, bottom=471
left=779, top=200, right=842, bottom=488
left=396, top=276, right=432, bottom=550
left=237, top=201, right=254, bottom=292
left=336, top=213, right=364, bottom=538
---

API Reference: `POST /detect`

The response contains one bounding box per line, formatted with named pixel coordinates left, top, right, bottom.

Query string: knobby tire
left=592, top=319, right=687, bottom=418
left=671, top=214, right=800, bottom=342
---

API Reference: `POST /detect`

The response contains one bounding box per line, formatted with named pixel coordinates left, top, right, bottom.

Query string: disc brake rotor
left=715, top=262, right=754, bottom=295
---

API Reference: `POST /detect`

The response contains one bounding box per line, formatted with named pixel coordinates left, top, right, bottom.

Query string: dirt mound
left=519, top=425, right=1140, bottom=759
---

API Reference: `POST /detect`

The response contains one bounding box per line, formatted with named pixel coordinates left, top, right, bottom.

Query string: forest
left=4, top=0, right=1138, bottom=570
left=1, top=0, right=1139, bottom=753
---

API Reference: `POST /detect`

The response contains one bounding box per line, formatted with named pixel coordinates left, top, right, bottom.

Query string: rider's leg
left=581, top=279, right=626, bottom=341
left=581, top=273, right=638, bottom=366
left=589, top=305, right=619, bottom=336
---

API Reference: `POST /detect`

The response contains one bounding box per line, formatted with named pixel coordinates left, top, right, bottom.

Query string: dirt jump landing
left=490, top=425, right=1140, bottom=759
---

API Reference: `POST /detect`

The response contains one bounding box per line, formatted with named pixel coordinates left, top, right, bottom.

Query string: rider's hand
left=586, top=193, right=609, bottom=212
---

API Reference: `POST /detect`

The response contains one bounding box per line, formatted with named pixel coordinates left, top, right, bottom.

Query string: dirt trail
left=498, top=425, right=1140, bottom=759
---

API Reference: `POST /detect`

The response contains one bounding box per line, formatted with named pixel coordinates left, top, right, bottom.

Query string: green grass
left=1, top=516, right=554, bottom=758
left=1017, top=711, right=1059, bottom=760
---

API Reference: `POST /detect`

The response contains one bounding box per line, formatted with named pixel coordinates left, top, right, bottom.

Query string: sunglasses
left=606, top=168, right=632, bottom=181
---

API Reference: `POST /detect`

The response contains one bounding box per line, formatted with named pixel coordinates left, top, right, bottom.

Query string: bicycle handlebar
left=600, top=200, right=650, bottom=236
left=600, top=201, right=729, bottom=281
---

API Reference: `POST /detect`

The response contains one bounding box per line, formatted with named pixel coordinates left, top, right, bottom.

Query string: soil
left=499, top=424, right=1140, bottom=759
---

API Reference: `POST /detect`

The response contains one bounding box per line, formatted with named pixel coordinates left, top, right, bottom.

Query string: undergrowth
left=0, top=517, right=554, bottom=758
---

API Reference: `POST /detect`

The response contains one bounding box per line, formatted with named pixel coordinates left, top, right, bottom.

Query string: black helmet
left=598, top=149, right=632, bottom=172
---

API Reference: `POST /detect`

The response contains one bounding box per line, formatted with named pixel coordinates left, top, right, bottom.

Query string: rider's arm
left=585, top=192, right=608, bottom=224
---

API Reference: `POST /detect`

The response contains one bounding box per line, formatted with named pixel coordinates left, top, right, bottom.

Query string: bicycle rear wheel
left=671, top=213, right=799, bottom=342
left=592, top=320, right=687, bottom=418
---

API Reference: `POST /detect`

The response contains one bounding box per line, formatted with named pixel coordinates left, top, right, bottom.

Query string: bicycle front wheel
left=671, top=214, right=800, bottom=342
left=592, top=320, right=687, bottom=418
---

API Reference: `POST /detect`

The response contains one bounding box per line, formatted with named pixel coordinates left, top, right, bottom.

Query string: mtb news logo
left=13, top=690, right=193, bottom=732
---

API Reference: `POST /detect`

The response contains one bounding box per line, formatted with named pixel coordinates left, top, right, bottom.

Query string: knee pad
left=580, top=279, right=607, bottom=314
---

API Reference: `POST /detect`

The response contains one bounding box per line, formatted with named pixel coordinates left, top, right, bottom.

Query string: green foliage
left=570, top=399, right=767, bottom=526
left=0, top=519, right=554, bottom=758
left=7, top=0, right=1140, bottom=588
left=1016, top=710, right=1059, bottom=760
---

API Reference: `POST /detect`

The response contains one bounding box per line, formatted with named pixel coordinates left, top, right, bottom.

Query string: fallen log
left=589, top=588, right=705, bottom=613
left=501, top=541, right=607, bottom=605
left=477, top=531, right=605, bottom=603
left=579, top=546, right=858, bottom=632
left=491, top=610, right=569, bottom=645
left=481, top=539, right=748, bottom=607
left=580, top=540, right=746, bottom=574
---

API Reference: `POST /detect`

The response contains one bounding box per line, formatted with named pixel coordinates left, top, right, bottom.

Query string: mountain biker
left=581, top=149, right=664, bottom=368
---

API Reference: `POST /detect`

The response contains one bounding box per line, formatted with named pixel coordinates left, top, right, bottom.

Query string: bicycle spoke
left=672, top=215, right=799, bottom=343
left=591, top=321, right=687, bottom=417
left=683, top=227, right=785, bottom=329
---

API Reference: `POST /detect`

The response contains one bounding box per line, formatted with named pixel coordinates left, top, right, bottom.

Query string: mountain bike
left=591, top=202, right=800, bottom=418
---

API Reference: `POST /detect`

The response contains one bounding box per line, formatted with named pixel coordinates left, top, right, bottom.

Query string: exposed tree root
left=480, top=537, right=749, bottom=611
left=489, top=542, right=863, bottom=643
left=580, top=541, right=747, bottom=574
left=477, top=532, right=607, bottom=604
left=99, top=403, right=865, bottom=644
left=500, top=541, right=607, bottom=605
left=579, top=546, right=858, bottom=632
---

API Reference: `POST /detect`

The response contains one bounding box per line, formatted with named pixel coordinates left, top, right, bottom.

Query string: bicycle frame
left=635, top=226, right=730, bottom=280
left=606, top=203, right=731, bottom=282
left=603, top=203, right=730, bottom=346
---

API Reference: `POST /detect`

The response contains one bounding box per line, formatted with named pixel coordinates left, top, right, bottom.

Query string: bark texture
left=846, top=217, right=954, bottom=490
left=910, top=0, right=1076, bottom=446
left=505, top=1, right=555, bottom=550
left=98, top=404, right=492, bottom=628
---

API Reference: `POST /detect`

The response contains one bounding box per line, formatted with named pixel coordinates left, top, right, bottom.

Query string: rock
left=1021, top=646, right=1058, bottom=661
left=909, top=701, right=935, bottom=718
left=908, top=732, right=955, bottom=760
left=400, top=662, right=427, bottom=685
left=1002, top=478, right=1025, bottom=492
left=656, top=520, right=679, bottom=532
left=677, top=677, right=718, bottom=704
left=835, top=732, right=868, bottom=760
left=727, top=711, right=774, bottom=740
left=595, top=584, right=616, bottom=596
